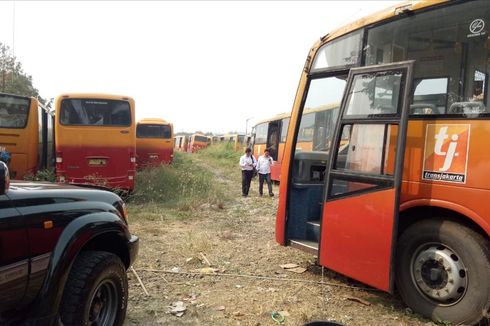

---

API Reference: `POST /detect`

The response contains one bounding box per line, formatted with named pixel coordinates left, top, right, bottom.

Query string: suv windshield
left=0, top=95, right=30, bottom=128
left=137, top=124, right=171, bottom=139
left=60, top=99, right=131, bottom=126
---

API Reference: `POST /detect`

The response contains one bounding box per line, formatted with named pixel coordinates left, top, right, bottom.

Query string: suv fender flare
left=27, top=211, right=130, bottom=324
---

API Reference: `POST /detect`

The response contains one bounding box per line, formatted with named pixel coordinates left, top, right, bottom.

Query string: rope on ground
left=136, top=268, right=380, bottom=292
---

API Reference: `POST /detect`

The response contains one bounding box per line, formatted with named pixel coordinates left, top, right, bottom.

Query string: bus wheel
left=396, top=219, right=490, bottom=325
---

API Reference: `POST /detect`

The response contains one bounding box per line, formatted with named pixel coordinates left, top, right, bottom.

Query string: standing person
left=257, top=148, right=274, bottom=197
left=239, top=148, right=256, bottom=197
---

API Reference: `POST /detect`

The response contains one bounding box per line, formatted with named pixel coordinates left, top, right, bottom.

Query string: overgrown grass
left=129, top=151, right=225, bottom=212
left=196, top=142, right=242, bottom=171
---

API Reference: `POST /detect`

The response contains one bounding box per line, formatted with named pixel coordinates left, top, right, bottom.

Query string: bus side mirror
left=0, top=161, right=10, bottom=195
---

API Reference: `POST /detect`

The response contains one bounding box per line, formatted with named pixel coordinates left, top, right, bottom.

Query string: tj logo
left=423, top=124, right=470, bottom=184
left=434, top=126, right=459, bottom=172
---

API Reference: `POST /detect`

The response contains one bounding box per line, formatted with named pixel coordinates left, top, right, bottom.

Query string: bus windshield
left=137, top=124, right=171, bottom=139
left=60, top=99, right=131, bottom=126
left=0, top=95, right=30, bottom=128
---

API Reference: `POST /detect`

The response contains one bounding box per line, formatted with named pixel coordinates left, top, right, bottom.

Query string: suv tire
left=60, top=251, right=128, bottom=326
left=396, top=219, right=490, bottom=324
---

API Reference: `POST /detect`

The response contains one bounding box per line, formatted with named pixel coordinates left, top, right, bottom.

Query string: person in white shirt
left=256, top=148, right=274, bottom=197
left=239, top=148, right=256, bottom=197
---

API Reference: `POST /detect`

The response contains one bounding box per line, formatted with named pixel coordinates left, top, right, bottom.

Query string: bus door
left=266, top=120, right=280, bottom=161
left=320, top=61, right=413, bottom=291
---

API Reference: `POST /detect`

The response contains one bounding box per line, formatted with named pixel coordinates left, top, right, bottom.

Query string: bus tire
left=395, top=218, right=490, bottom=325
left=60, top=251, right=128, bottom=326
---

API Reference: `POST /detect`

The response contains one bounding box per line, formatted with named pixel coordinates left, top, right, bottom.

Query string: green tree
left=0, top=42, right=45, bottom=103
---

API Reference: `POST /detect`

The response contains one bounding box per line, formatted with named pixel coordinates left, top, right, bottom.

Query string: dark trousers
left=241, top=170, right=253, bottom=196
left=259, top=173, right=273, bottom=195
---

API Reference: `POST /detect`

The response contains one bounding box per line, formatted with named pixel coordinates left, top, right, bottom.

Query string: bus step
left=306, top=220, right=321, bottom=242
left=290, top=239, right=318, bottom=255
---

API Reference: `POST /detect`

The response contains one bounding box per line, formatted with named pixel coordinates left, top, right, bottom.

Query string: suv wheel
left=60, top=251, right=128, bottom=326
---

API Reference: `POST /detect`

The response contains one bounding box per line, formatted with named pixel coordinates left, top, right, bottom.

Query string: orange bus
left=223, top=133, right=247, bottom=151
left=277, top=1, right=490, bottom=324
left=254, top=104, right=341, bottom=182
left=55, top=93, right=136, bottom=191
left=0, top=93, right=54, bottom=179
left=174, top=134, right=189, bottom=152
left=136, top=118, right=174, bottom=168
left=187, top=133, right=209, bottom=153
left=253, top=113, right=290, bottom=182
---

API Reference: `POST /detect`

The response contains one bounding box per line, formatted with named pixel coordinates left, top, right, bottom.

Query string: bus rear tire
left=395, top=218, right=490, bottom=325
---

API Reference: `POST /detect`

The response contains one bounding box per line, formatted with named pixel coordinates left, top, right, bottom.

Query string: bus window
left=345, top=71, right=402, bottom=117
left=312, top=30, right=362, bottom=70
left=0, top=96, right=29, bottom=128
left=280, top=118, right=289, bottom=143
left=411, top=77, right=448, bottom=115
left=254, top=123, right=268, bottom=144
left=137, top=124, right=172, bottom=139
left=295, top=76, right=347, bottom=154
left=60, top=99, right=131, bottom=126
left=297, top=113, right=314, bottom=143
left=365, top=0, right=490, bottom=116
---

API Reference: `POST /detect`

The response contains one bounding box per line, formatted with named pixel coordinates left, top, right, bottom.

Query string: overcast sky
left=0, top=1, right=401, bottom=134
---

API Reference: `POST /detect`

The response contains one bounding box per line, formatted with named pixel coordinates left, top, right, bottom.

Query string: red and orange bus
left=277, top=1, right=490, bottom=324
left=0, top=93, right=54, bottom=179
left=174, top=134, right=189, bottom=152
left=136, top=118, right=174, bottom=168
left=187, top=133, right=209, bottom=153
left=55, top=93, right=136, bottom=191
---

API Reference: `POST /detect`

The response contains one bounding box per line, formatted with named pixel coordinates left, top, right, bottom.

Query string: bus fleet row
left=174, top=132, right=250, bottom=153
left=0, top=92, right=174, bottom=191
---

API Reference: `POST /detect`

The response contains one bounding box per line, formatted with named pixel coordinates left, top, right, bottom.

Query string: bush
left=130, top=152, right=224, bottom=209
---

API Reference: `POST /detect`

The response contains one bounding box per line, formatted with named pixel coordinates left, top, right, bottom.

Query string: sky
left=0, top=1, right=402, bottom=134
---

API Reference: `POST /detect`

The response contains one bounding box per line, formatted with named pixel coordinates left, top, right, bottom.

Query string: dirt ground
left=125, top=156, right=436, bottom=326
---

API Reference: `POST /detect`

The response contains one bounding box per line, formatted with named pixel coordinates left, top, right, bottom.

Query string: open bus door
left=319, top=61, right=413, bottom=292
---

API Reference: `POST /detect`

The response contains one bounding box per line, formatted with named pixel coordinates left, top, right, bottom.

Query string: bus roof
left=255, top=102, right=340, bottom=127
left=304, top=102, right=340, bottom=114
left=254, top=112, right=291, bottom=126
left=137, top=118, right=171, bottom=125
left=56, top=93, right=135, bottom=102
left=317, top=1, right=447, bottom=49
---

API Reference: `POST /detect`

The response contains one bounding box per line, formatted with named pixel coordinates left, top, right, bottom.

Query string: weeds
left=129, top=151, right=226, bottom=214
left=23, top=169, right=56, bottom=182
left=197, top=143, right=242, bottom=171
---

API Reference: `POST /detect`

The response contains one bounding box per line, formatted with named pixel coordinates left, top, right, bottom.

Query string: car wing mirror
left=0, top=161, right=10, bottom=195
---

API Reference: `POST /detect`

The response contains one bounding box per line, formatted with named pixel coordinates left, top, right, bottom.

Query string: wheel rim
left=411, top=243, right=468, bottom=305
left=88, top=279, right=118, bottom=326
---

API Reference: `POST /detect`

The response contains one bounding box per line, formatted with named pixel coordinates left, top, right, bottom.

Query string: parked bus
left=223, top=133, right=247, bottom=151
left=55, top=93, right=136, bottom=191
left=187, top=133, right=209, bottom=153
left=253, top=113, right=290, bottom=182
left=254, top=105, right=343, bottom=182
left=277, top=1, right=490, bottom=324
left=174, top=134, right=189, bottom=152
left=0, top=93, right=54, bottom=179
left=136, top=118, right=174, bottom=168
